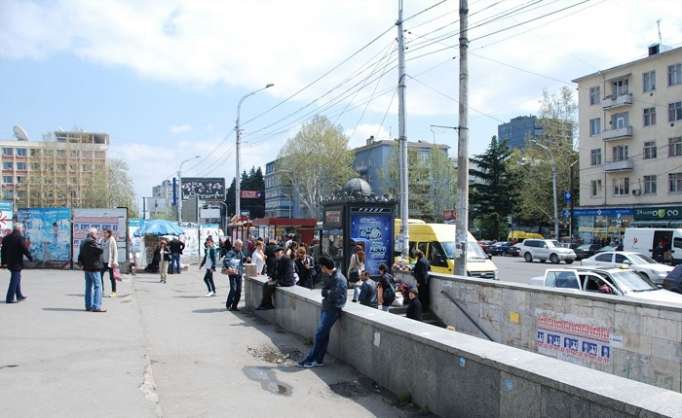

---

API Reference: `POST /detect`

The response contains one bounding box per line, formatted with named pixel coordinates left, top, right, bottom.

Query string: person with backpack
left=357, top=271, right=377, bottom=308
left=376, top=263, right=396, bottom=312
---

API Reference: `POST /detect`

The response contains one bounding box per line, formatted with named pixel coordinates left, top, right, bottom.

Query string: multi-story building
left=147, top=179, right=174, bottom=218
left=573, top=44, right=682, bottom=242
left=264, top=159, right=304, bottom=219
left=0, top=130, right=109, bottom=208
left=497, top=115, right=544, bottom=150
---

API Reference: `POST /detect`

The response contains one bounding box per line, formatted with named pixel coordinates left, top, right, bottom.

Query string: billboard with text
left=181, top=177, right=225, bottom=200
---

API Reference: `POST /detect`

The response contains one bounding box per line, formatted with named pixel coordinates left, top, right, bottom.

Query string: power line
left=403, top=0, right=450, bottom=23
left=376, top=89, right=397, bottom=138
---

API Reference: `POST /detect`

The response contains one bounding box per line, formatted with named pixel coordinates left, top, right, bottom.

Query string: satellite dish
left=13, top=125, right=29, bottom=141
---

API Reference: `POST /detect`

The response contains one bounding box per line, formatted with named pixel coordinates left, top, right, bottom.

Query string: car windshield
left=611, top=271, right=657, bottom=292
left=577, top=244, right=591, bottom=250
left=438, top=241, right=487, bottom=260
left=629, top=254, right=656, bottom=264
left=547, top=240, right=561, bottom=248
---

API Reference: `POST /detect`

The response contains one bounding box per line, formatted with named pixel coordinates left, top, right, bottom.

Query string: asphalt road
left=491, top=254, right=577, bottom=284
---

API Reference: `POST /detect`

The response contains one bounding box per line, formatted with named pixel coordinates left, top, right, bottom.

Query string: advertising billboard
left=349, top=207, right=394, bottom=275
left=72, top=208, right=128, bottom=265
left=17, top=208, right=72, bottom=268
left=0, top=201, right=13, bottom=238
left=181, top=177, right=225, bottom=200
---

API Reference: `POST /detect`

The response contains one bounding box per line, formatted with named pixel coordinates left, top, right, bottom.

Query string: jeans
left=101, top=263, right=116, bottom=293
left=5, top=270, right=23, bottom=303
left=171, top=253, right=181, bottom=274
left=303, top=309, right=341, bottom=364
left=203, top=269, right=216, bottom=293
left=353, top=286, right=361, bottom=301
left=226, top=275, right=242, bottom=309
left=84, top=271, right=103, bottom=310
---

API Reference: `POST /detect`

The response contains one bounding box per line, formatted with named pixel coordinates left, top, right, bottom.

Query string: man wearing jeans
left=169, top=238, right=185, bottom=274
left=1, top=224, right=33, bottom=304
left=224, top=239, right=249, bottom=311
left=299, top=256, right=347, bottom=368
left=78, top=228, right=106, bottom=312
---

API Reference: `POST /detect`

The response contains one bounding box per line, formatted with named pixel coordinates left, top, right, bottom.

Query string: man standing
left=413, top=250, right=431, bottom=311
left=2, top=224, right=33, bottom=304
left=78, top=228, right=106, bottom=312
left=169, top=237, right=185, bottom=274
left=299, top=256, right=347, bottom=368
left=224, top=239, right=249, bottom=311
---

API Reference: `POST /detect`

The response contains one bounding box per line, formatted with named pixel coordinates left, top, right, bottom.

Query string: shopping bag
left=113, top=266, right=122, bottom=281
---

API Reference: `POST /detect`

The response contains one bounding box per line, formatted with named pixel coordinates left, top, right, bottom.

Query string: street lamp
left=235, top=83, right=274, bottom=219
left=177, top=155, right=200, bottom=223
left=531, top=140, right=559, bottom=240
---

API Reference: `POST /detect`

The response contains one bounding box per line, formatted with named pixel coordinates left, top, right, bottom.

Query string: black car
left=574, top=244, right=603, bottom=260
left=489, top=242, right=520, bottom=256
left=663, top=264, right=682, bottom=294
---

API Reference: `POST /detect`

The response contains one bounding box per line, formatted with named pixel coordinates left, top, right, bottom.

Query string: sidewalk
left=0, top=268, right=430, bottom=418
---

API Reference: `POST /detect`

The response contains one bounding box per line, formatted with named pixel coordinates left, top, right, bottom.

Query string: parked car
left=528, top=267, right=682, bottom=305
left=573, top=244, right=603, bottom=260
left=663, top=265, right=682, bottom=294
left=581, top=251, right=673, bottom=285
left=520, top=239, right=576, bottom=264
left=478, top=240, right=495, bottom=255
left=596, top=245, right=617, bottom=253
left=489, top=241, right=517, bottom=256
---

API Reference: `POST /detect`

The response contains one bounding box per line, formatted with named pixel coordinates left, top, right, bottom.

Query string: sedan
left=581, top=251, right=673, bottom=285
left=573, top=244, right=603, bottom=260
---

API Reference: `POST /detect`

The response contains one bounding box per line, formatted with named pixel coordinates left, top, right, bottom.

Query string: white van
left=623, top=228, right=682, bottom=263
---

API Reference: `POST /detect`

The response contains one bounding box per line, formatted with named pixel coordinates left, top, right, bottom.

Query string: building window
left=16, top=176, right=24, bottom=184
left=16, top=148, right=27, bottom=157
left=643, top=175, right=657, bottom=194
left=669, top=63, right=682, bottom=86
left=590, top=149, right=601, bottom=166
left=589, top=118, right=601, bottom=136
left=643, top=141, right=657, bottom=159
left=2, top=148, right=13, bottom=157
left=643, top=107, right=656, bottom=126
left=30, top=149, right=40, bottom=157
left=612, top=145, right=628, bottom=161
left=2, top=162, right=13, bottom=170
left=2, top=191, right=13, bottom=200
left=590, top=179, right=602, bottom=197
left=669, top=173, right=682, bottom=193
left=613, top=178, right=629, bottom=195
left=610, top=111, right=629, bottom=129
left=589, top=86, right=600, bottom=105
left=643, top=70, right=656, bottom=92
left=16, top=162, right=27, bottom=170
left=669, top=137, right=682, bottom=157
left=612, top=78, right=629, bottom=96
left=2, top=176, right=12, bottom=184
left=670, top=101, right=682, bottom=122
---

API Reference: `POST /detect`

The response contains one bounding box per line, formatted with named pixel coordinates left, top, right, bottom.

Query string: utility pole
left=454, top=0, right=469, bottom=277
left=397, top=0, right=409, bottom=258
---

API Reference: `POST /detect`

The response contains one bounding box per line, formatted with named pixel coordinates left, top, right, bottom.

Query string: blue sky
left=1, top=0, right=680, bottom=203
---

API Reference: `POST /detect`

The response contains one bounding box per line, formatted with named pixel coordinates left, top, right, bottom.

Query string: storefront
left=574, top=205, right=682, bottom=244
left=251, top=218, right=317, bottom=244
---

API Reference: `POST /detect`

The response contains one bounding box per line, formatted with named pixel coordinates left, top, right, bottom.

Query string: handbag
left=113, top=266, right=122, bottom=281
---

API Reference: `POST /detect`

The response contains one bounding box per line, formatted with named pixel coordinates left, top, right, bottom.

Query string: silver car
left=581, top=251, right=673, bottom=285
left=520, top=239, right=576, bottom=264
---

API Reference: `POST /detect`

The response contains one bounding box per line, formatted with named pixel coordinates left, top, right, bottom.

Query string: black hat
left=273, top=246, right=284, bottom=252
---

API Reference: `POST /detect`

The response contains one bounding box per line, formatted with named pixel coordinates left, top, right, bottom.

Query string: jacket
left=200, top=247, right=217, bottom=270
left=223, top=249, right=247, bottom=276
left=101, top=236, right=118, bottom=266
left=78, top=236, right=104, bottom=272
left=169, top=239, right=185, bottom=255
left=321, top=269, right=348, bottom=311
left=1, top=231, right=33, bottom=271
left=275, top=256, right=296, bottom=287
left=406, top=297, right=423, bottom=321
left=413, top=258, right=431, bottom=286
left=358, top=279, right=378, bottom=308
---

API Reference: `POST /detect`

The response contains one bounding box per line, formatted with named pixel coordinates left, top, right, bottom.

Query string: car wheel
left=565, top=259, right=574, bottom=265
left=550, top=254, right=560, bottom=264
left=524, top=252, right=533, bottom=263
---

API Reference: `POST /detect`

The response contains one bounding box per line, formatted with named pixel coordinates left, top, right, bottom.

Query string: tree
left=239, top=166, right=265, bottom=218
left=279, top=115, right=356, bottom=218
left=469, top=136, right=517, bottom=240
left=82, top=158, right=138, bottom=217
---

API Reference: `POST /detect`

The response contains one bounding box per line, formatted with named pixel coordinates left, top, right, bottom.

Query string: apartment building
left=573, top=44, right=682, bottom=242
left=0, top=130, right=109, bottom=208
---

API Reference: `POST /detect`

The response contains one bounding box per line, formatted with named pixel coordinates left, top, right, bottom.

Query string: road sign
left=564, top=191, right=572, bottom=203
left=562, top=208, right=570, bottom=219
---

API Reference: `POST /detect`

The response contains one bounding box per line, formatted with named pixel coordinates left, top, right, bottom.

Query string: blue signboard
left=17, top=208, right=72, bottom=268
left=564, top=191, right=572, bottom=203
left=350, top=210, right=393, bottom=275
left=573, top=207, right=633, bottom=218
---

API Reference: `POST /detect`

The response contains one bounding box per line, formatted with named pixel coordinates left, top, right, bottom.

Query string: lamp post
left=531, top=140, right=559, bottom=240
left=177, top=155, right=200, bottom=223
left=235, top=83, right=274, bottom=220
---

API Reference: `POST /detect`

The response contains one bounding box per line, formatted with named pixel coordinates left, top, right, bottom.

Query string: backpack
left=381, top=274, right=396, bottom=303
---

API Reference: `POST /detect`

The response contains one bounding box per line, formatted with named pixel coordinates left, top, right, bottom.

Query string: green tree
left=279, top=115, right=356, bottom=218
left=82, top=158, right=138, bottom=217
left=469, top=136, right=517, bottom=240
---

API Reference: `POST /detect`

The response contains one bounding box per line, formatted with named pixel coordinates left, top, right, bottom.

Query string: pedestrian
left=286, top=241, right=298, bottom=259
left=265, top=238, right=277, bottom=278
left=406, top=287, right=422, bottom=321
left=158, top=240, right=170, bottom=283
left=100, top=229, right=119, bottom=298
left=294, top=247, right=314, bottom=289
left=299, top=255, right=347, bottom=368
left=78, top=228, right=106, bottom=312
left=376, top=264, right=396, bottom=312
left=169, top=237, right=185, bottom=274
left=357, top=271, right=377, bottom=308
left=224, top=239, right=249, bottom=311
left=251, top=240, right=267, bottom=276
left=199, top=238, right=217, bottom=297
left=347, top=245, right=365, bottom=285
left=413, top=250, right=431, bottom=310
left=257, top=246, right=295, bottom=310
left=653, top=241, right=665, bottom=263
left=1, top=224, right=33, bottom=304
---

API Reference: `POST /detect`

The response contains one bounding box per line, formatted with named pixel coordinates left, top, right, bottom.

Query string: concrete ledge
left=245, top=275, right=682, bottom=418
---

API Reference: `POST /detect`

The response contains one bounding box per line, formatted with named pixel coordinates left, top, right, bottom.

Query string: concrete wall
left=417, top=272, right=682, bottom=393
left=244, top=275, right=682, bottom=418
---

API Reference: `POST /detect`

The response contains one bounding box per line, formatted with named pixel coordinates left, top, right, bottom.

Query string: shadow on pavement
left=192, top=308, right=226, bottom=314
left=42, top=307, right=86, bottom=312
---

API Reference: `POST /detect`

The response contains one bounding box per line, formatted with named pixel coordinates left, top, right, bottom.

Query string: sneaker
left=111, top=292, right=117, bottom=298
left=229, top=307, right=240, bottom=312
left=352, top=299, right=357, bottom=303
left=17, top=296, right=27, bottom=302
left=205, top=291, right=214, bottom=297
left=310, top=361, right=325, bottom=368
left=298, top=361, right=314, bottom=368
left=91, top=308, right=107, bottom=313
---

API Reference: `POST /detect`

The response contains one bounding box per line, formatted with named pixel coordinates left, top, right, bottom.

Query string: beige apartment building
left=573, top=44, right=682, bottom=242
left=0, top=130, right=109, bottom=208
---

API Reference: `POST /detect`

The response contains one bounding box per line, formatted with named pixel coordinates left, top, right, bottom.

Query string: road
left=0, top=269, right=431, bottom=418
left=491, top=254, right=578, bottom=284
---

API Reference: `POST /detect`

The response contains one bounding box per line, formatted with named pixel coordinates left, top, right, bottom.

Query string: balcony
left=602, top=126, right=633, bottom=141
left=604, top=159, right=634, bottom=172
left=602, top=93, right=632, bottom=110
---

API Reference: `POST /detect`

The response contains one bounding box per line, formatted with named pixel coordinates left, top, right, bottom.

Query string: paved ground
left=0, top=268, right=431, bottom=418
left=492, top=255, right=578, bottom=284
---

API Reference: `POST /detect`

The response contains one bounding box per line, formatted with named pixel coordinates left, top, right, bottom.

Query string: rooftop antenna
left=13, top=125, right=29, bottom=141
left=657, top=19, right=663, bottom=44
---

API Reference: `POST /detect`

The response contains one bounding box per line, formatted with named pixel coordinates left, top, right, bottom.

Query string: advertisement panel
left=0, top=201, right=13, bottom=237
left=181, top=177, right=225, bottom=200
left=634, top=206, right=682, bottom=221
left=17, top=208, right=72, bottom=268
left=240, top=190, right=262, bottom=199
left=349, top=207, right=394, bottom=275
left=72, top=208, right=128, bottom=265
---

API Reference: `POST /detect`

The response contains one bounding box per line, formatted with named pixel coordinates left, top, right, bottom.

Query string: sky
left=1, top=0, right=681, bottom=206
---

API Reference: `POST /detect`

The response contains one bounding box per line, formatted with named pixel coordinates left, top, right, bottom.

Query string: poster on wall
left=0, top=201, right=13, bottom=237
left=535, top=309, right=612, bottom=366
left=349, top=207, right=394, bottom=275
left=181, top=177, right=225, bottom=200
left=17, top=208, right=72, bottom=268
left=72, top=208, right=128, bottom=265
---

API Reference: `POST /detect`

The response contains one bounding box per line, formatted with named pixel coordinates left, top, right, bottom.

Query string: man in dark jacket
left=168, top=238, right=185, bottom=274
left=299, top=256, right=347, bottom=368
left=2, top=224, right=33, bottom=304
left=413, top=250, right=431, bottom=310
left=264, top=239, right=277, bottom=278
left=257, top=246, right=295, bottom=310
left=78, top=228, right=106, bottom=312
left=406, top=287, right=423, bottom=321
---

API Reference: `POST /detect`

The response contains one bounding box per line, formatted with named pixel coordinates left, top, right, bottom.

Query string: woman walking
left=158, top=240, right=170, bottom=283
left=348, top=247, right=365, bottom=302
left=252, top=240, right=267, bottom=275
left=200, top=238, right=217, bottom=296
left=100, top=229, right=118, bottom=298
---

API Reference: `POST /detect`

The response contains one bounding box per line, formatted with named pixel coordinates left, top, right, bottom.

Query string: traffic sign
left=564, top=191, right=572, bottom=203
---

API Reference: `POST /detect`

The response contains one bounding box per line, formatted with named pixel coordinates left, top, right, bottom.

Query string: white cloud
left=169, top=124, right=192, bottom=135
left=345, top=123, right=391, bottom=148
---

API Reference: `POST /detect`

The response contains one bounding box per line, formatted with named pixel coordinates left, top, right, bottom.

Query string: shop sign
left=634, top=206, right=682, bottom=221
left=573, top=207, right=632, bottom=218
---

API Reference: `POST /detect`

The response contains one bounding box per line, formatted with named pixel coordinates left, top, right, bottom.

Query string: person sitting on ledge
left=257, top=246, right=295, bottom=310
